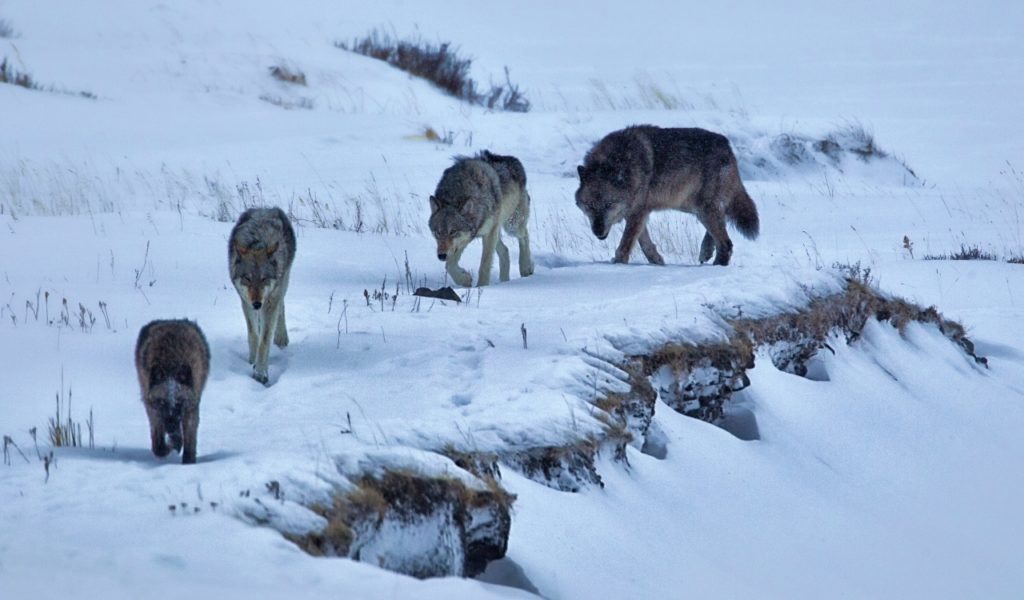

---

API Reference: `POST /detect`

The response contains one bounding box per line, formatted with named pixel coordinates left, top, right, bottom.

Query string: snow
left=2, top=1, right=1023, bottom=598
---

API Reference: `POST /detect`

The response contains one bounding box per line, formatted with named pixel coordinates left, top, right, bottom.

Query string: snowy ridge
left=3, top=1, right=1024, bottom=598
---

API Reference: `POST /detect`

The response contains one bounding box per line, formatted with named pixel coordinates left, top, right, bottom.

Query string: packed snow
left=1, top=1, right=1022, bottom=598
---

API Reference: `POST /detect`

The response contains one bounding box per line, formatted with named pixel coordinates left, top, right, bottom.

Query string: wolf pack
left=136, top=125, right=760, bottom=463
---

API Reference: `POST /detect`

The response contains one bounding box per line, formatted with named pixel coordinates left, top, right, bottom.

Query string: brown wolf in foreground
left=575, top=125, right=759, bottom=266
left=429, top=150, right=534, bottom=287
left=135, top=319, right=210, bottom=464
left=229, top=207, right=296, bottom=385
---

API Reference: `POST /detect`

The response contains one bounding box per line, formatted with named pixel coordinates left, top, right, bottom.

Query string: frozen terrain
left=1, top=1, right=1023, bottom=598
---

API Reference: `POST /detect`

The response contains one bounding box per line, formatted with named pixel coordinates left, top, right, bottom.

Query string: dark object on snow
left=414, top=286, right=462, bottom=302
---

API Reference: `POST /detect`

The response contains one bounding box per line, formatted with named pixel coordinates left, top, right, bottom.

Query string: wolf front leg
left=445, top=243, right=473, bottom=287
left=477, top=222, right=501, bottom=286
left=252, top=300, right=281, bottom=385
left=613, top=212, right=650, bottom=264
left=698, top=231, right=715, bottom=264
left=240, top=299, right=258, bottom=364
left=637, top=226, right=665, bottom=265
left=181, top=404, right=199, bottom=464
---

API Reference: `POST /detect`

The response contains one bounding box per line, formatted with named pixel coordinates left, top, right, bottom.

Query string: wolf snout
left=437, top=252, right=447, bottom=261
left=251, top=301, right=262, bottom=310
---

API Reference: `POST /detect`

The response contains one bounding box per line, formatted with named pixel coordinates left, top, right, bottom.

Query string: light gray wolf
left=228, top=207, right=296, bottom=384
left=135, top=319, right=210, bottom=464
left=429, top=150, right=534, bottom=286
left=575, top=125, right=759, bottom=266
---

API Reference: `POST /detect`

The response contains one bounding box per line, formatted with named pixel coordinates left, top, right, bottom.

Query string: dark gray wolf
left=429, top=150, right=534, bottom=286
left=575, top=125, right=759, bottom=266
left=135, top=319, right=210, bottom=464
left=228, top=207, right=296, bottom=384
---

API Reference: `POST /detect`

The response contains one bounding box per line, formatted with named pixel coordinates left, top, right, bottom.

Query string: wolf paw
left=450, top=269, right=473, bottom=288
left=252, top=367, right=270, bottom=386
left=612, top=253, right=630, bottom=264
left=520, top=261, right=535, bottom=277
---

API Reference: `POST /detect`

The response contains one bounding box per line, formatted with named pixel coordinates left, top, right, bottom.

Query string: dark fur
left=135, top=320, right=210, bottom=464
left=576, top=125, right=759, bottom=266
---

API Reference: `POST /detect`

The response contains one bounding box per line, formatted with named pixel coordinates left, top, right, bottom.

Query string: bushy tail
left=728, top=188, right=760, bottom=240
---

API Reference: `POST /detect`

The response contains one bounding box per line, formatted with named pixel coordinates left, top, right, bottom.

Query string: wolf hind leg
left=496, top=237, right=511, bottom=282
left=698, top=231, right=715, bottom=264
left=697, top=210, right=733, bottom=266
left=638, top=226, right=665, bottom=265
left=148, top=410, right=169, bottom=458
left=274, top=273, right=290, bottom=348
left=511, top=221, right=534, bottom=277
left=181, top=405, right=199, bottom=465
left=273, top=301, right=289, bottom=348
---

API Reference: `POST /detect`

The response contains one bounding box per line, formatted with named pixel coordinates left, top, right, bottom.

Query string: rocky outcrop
left=286, top=470, right=512, bottom=578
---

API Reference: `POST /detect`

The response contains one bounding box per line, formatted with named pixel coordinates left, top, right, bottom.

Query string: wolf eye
left=241, top=275, right=252, bottom=284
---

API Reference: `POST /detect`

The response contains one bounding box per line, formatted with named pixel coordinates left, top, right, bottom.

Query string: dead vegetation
left=285, top=468, right=513, bottom=578
left=0, top=56, right=95, bottom=99
left=923, top=244, right=999, bottom=261
left=268, top=64, right=307, bottom=86
left=336, top=28, right=529, bottom=112
left=589, top=264, right=987, bottom=457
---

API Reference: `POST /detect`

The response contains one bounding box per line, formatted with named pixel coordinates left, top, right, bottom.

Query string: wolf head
left=574, top=164, right=635, bottom=239
left=145, top=365, right=196, bottom=455
left=231, top=242, right=283, bottom=311
left=428, top=196, right=475, bottom=261
left=576, top=130, right=654, bottom=239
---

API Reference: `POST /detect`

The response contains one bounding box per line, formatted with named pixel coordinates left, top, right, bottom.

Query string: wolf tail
left=728, top=188, right=760, bottom=240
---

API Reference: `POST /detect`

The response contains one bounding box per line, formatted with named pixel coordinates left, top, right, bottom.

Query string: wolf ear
left=429, top=195, right=439, bottom=212
left=577, top=165, right=587, bottom=180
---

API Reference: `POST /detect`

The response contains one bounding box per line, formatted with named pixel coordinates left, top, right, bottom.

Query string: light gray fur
left=228, top=207, right=296, bottom=385
left=428, top=150, right=534, bottom=287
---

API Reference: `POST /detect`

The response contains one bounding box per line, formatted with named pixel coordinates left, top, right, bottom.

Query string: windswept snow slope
left=1, top=1, right=1023, bottom=599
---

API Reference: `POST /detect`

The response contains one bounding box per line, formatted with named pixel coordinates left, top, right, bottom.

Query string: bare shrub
left=269, top=64, right=307, bottom=86
left=1, top=56, right=95, bottom=98
left=259, top=94, right=313, bottom=110
left=0, top=57, right=33, bottom=89
left=923, top=244, right=998, bottom=261
left=336, top=29, right=529, bottom=112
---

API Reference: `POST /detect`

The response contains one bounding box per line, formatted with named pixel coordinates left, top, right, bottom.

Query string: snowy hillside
left=1, top=1, right=1023, bottom=599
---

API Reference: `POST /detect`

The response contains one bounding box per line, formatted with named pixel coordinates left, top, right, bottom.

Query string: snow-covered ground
left=1, top=1, right=1023, bottom=598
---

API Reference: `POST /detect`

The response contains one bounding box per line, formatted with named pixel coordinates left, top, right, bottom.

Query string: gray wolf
left=228, top=207, right=296, bottom=384
left=575, top=125, right=759, bottom=266
left=135, top=319, right=210, bottom=464
left=429, top=150, right=534, bottom=286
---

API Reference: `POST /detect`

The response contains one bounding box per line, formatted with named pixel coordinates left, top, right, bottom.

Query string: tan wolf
left=429, top=150, right=534, bottom=287
left=228, top=207, right=296, bottom=385
left=135, top=319, right=210, bottom=464
left=575, top=125, right=759, bottom=266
